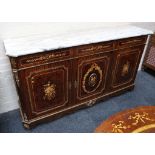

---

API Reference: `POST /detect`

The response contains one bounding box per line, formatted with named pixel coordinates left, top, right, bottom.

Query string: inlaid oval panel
left=82, top=63, right=103, bottom=93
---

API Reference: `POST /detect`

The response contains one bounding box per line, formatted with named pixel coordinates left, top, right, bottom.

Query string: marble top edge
left=4, top=25, right=153, bottom=57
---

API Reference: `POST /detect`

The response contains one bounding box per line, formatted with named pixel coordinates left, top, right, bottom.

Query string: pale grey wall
left=131, top=22, right=155, bottom=32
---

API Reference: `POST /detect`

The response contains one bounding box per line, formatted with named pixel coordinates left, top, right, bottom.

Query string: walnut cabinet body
left=10, top=35, right=147, bottom=128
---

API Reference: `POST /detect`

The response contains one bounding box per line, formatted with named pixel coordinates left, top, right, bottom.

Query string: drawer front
left=76, top=41, right=114, bottom=56
left=118, top=36, right=147, bottom=49
left=15, top=48, right=72, bottom=69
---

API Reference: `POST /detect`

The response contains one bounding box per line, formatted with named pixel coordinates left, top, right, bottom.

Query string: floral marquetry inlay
left=111, top=112, right=155, bottom=133
left=43, top=81, right=56, bottom=101
left=128, top=112, right=155, bottom=126
left=26, top=53, right=67, bottom=63
left=80, top=44, right=112, bottom=52
left=95, top=106, right=155, bottom=133
left=121, top=61, right=130, bottom=76
left=112, top=121, right=131, bottom=133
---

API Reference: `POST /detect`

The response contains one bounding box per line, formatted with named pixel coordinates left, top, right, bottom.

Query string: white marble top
left=4, top=25, right=153, bottom=57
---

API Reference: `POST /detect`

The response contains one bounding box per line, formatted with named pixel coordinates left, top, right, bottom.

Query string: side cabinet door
left=18, top=60, right=72, bottom=120
left=111, top=46, right=144, bottom=89
left=76, top=52, right=112, bottom=104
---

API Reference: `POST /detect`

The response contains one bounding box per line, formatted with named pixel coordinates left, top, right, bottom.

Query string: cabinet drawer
left=14, top=49, right=72, bottom=69
left=76, top=41, right=114, bottom=56
left=118, top=36, right=147, bottom=48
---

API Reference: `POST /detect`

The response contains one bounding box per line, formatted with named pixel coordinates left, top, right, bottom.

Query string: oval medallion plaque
left=82, top=63, right=102, bottom=93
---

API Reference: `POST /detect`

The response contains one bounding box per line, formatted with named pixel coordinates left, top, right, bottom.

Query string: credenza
left=4, top=26, right=152, bottom=128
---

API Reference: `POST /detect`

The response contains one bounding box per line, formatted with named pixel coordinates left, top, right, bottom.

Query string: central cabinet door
left=19, top=60, right=72, bottom=120
left=75, top=52, right=112, bottom=104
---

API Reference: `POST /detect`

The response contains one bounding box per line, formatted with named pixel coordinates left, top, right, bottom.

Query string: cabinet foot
left=128, top=85, right=135, bottom=91
left=23, top=123, right=30, bottom=129
left=86, top=100, right=96, bottom=107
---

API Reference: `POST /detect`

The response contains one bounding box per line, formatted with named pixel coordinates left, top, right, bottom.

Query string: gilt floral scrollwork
left=43, top=81, right=56, bottom=101
left=128, top=112, right=155, bottom=126
left=121, top=61, right=130, bottom=76
left=112, top=121, right=131, bottom=133
left=111, top=112, right=155, bottom=133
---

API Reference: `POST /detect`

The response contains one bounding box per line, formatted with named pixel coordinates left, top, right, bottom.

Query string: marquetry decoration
left=118, top=36, right=147, bottom=47
left=112, top=121, right=131, bottom=133
left=19, top=50, right=70, bottom=68
left=95, top=106, right=155, bottom=133
left=43, top=81, right=56, bottom=101
left=82, top=63, right=102, bottom=93
left=121, top=61, right=130, bottom=76
left=128, top=112, right=155, bottom=126
left=26, top=53, right=67, bottom=64
left=80, top=44, right=112, bottom=53
left=111, top=112, right=155, bottom=133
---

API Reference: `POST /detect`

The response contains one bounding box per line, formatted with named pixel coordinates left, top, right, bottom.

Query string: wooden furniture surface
left=9, top=35, right=148, bottom=128
left=95, top=106, right=155, bottom=133
left=143, top=34, right=155, bottom=71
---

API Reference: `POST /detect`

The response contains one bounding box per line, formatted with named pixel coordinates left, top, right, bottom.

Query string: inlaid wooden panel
left=76, top=52, right=112, bottom=104
left=76, top=41, right=114, bottom=56
left=117, top=36, right=147, bottom=49
left=11, top=48, right=72, bottom=70
left=18, top=60, right=72, bottom=120
left=111, top=46, right=144, bottom=89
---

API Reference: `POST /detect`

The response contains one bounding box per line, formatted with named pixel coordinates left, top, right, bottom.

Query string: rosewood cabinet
left=9, top=36, right=147, bottom=128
